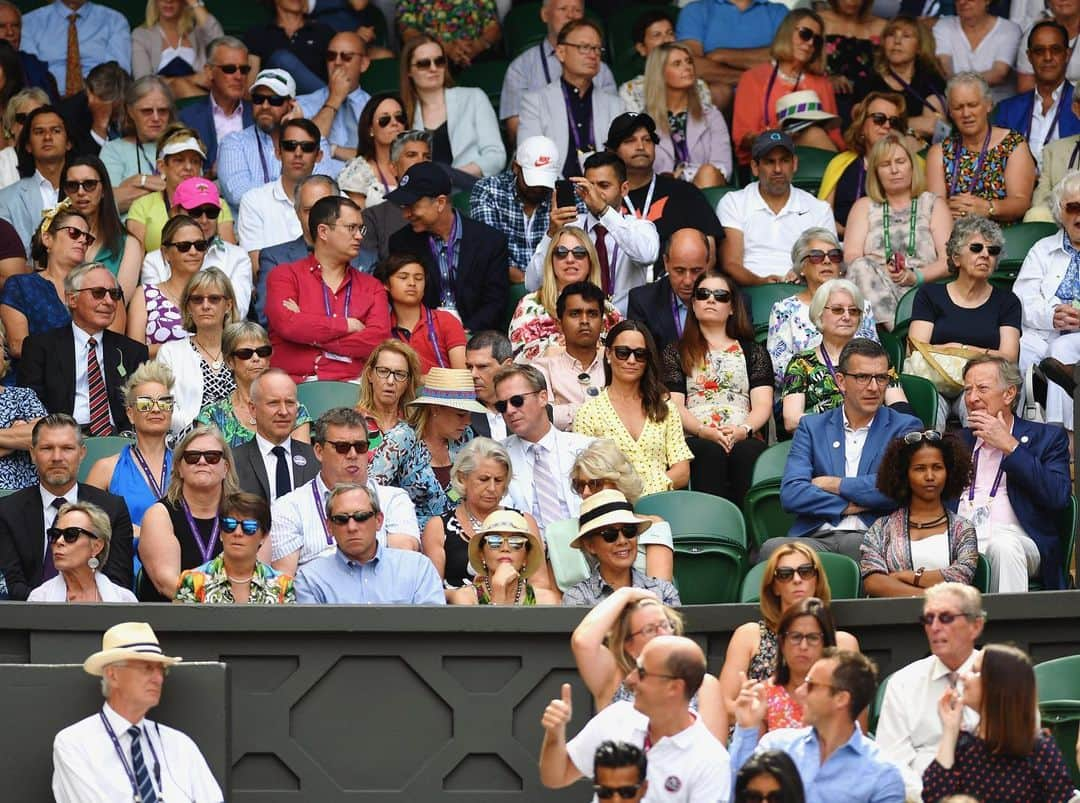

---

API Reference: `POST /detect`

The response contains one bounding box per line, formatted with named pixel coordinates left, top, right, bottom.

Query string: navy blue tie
left=128, top=725, right=157, bottom=803
left=271, top=445, right=291, bottom=498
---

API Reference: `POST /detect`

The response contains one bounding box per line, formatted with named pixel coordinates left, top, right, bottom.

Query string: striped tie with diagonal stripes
left=127, top=726, right=158, bottom=803
left=86, top=337, right=111, bottom=436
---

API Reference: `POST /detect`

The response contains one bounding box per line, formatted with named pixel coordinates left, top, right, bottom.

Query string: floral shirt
left=661, top=339, right=772, bottom=430
left=395, top=0, right=497, bottom=42
left=619, top=75, right=714, bottom=113
left=766, top=684, right=805, bottom=732
left=509, top=291, right=621, bottom=361
left=941, top=130, right=1026, bottom=202
left=338, top=157, right=390, bottom=207
left=860, top=508, right=978, bottom=585
left=767, top=294, right=878, bottom=388
left=174, top=557, right=295, bottom=604
left=782, top=346, right=899, bottom=418
left=194, top=396, right=314, bottom=448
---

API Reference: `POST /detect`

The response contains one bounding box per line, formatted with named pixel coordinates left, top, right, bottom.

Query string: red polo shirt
left=390, top=305, right=467, bottom=374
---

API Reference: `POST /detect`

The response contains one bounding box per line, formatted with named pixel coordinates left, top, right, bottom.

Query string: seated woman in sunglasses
left=509, top=227, right=621, bottom=362
left=337, top=93, right=408, bottom=208
left=175, top=492, right=294, bottom=604
left=27, top=501, right=137, bottom=602
left=718, top=543, right=859, bottom=718
left=195, top=322, right=313, bottom=448
left=663, top=271, right=771, bottom=507
left=765, top=597, right=838, bottom=732
left=138, top=425, right=238, bottom=601
left=782, top=279, right=906, bottom=435
left=447, top=510, right=558, bottom=605
left=860, top=431, right=977, bottom=598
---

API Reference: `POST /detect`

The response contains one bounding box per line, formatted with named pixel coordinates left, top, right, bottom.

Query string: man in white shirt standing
left=53, top=621, right=223, bottom=803
left=875, top=582, right=984, bottom=801
left=719, top=130, right=836, bottom=286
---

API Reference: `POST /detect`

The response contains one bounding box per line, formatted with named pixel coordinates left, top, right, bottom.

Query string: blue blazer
left=958, top=417, right=1071, bottom=589
left=993, top=84, right=1080, bottom=142
left=781, top=405, right=922, bottom=539
left=179, top=97, right=254, bottom=170
left=0, top=177, right=52, bottom=257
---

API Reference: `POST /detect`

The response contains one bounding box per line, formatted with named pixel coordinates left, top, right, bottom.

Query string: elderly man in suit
left=0, top=105, right=70, bottom=255
left=768, top=338, right=922, bottom=561
left=0, top=414, right=133, bottom=600
left=178, top=35, right=255, bottom=173
left=627, top=228, right=709, bottom=353
left=233, top=369, right=319, bottom=501
left=20, top=262, right=148, bottom=435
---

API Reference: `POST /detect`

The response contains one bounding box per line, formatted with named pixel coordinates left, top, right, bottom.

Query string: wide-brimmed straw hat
left=775, top=90, right=839, bottom=134
left=468, top=509, right=545, bottom=579
left=570, top=489, right=651, bottom=550
left=83, top=622, right=183, bottom=676
left=407, top=367, right=487, bottom=413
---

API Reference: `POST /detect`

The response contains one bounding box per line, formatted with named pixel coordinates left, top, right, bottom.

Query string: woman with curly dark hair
left=860, top=430, right=977, bottom=597
left=733, top=749, right=806, bottom=803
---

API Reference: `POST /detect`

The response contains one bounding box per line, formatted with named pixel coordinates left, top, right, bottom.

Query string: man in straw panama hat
left=52, top=621, right=223, bottom=803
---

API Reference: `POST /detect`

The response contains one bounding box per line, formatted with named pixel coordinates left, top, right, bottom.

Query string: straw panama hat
left=407, top=367, right=487, bottom=414
left=83, top=622, right=183, bottom=676
left=468, top=509, right=545, bottom=579
left=571, top=488, right=651, bottom=550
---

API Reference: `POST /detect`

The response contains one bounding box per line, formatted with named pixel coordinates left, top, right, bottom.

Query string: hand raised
left=733, top=672, right=768, bottom=729
left=541, top=683, right=573, bottom=732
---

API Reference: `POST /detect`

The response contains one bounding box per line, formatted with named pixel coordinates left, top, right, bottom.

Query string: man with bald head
left=232, top=368, right=320, bottom=501
left=540, top=635, right=730, bottom=800
left=627, top=228, right=711, bottom=352
left=297, top=31, right=371, bottom=165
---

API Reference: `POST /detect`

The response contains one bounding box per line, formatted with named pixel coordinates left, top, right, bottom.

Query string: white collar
left=749, top=181, right=799, bottom=215
left=72, top=322, right=104, bottom=348
left=842, top=407, right=876, bottom=433
left=271, top=176, right=290, bottom=202
left=102, top=701, right=146, bottom=732
left=255, top=431, right=290, bottom=457
left=210, top=92, right=242, bottom=118
left=40, top=484, right=77, bottom=511
left=930, top=648, right=980, bottom=681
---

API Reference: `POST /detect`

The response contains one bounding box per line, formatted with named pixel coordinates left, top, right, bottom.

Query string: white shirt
left=1027, top=82, right=1065, bottom=167
left=1017, top=21, right=1080, bottom=84
left=52, top=703, right=223, bottom=803
left=255, top=432, right=301, bottom=497
left=875, top=650, right=981, bottom=801
left=565, top=700, right=731, bottom=803
left=718, top=183, right=836, bottom=279
left=70, top=323, right=112, bottom=429
left=485, top=410, right=508, bottom=441
left=29, top=571, right=137, bottom=602
left=933, top=16, right=1023, bottom=103
left=34, top=169, right=57, bottom=211
left=524, top=206, right=659, bottom=314
left=502, top=425, right=593, bottom=529
left=269, top=474, right=420, bottom=565
left=140, top=239, right=254, bottom=318
left=237, top=177, right=303, bottom=254
left=817, top=410, right=874, bottom=534
left=1015, top=231, right=1070, bottom=353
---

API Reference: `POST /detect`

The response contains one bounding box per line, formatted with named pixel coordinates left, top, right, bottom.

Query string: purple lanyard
left=424, top=306, right=447, bottom=368
left=322, top=270, right=353, bottom=318
left=375, top=163, right=392, bottom=193
left=99, top=710, right=161, bottom=799
left=820, top=344, right=839, bottom=386
left=948, top=128, right=992, bottom=197
left=888, top=68, right=946, bottom=115
left=671, top=290, right=684, bottom=338
left=311, top=481, right=332, bottom=545
left=255, top=129, right=271, bottom=184
left=131, top=446, right=169, bottom=499
left=763, top=62, right=800, bottom=126
left=181, top=498, right=220, bottom=563
left=428, top=213, right=461, bottom=287
left=1024, top=88, right=1069, bottom=147
left=968, top=446, right=1006, bottom=502
left=671, top=123, right=690, bottom=165
left=541, top=43, right=553, bottom=83
left=560, top=81, right=595, bottom=154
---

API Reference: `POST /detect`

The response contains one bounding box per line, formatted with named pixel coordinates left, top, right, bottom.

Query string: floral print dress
left=941, top=131, right=1026, bottom=204
left=767, top=293, right=878, bottom=388
left=395, top=0, right=497, bottom=43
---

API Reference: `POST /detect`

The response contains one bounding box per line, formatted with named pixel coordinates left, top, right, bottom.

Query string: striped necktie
left=531, top=441, right=564, bottom=531
left=127, top=726, right=157, bottom=803
left=86, top=337, right=111, bottom=436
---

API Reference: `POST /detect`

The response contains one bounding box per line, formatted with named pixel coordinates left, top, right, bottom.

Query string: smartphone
left=555, top=179, right=576, bottom=209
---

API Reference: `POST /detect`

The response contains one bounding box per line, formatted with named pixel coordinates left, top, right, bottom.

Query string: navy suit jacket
left=179, top=97, right=255, bottom=170
left=958, top=417, right=1071, bottom=589
left=993, top=84, right=1080, bottom=142
left=781, top=405, right=923, bottom=538
left=627, top=276, right=680, bottom=354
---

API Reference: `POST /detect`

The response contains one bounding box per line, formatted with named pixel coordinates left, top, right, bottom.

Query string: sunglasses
left=739, top=793, right=784, bottom=803
left=326, top=50, right=362, bottom=62
left=571, top=477, right=607, bottom=496
left=232, top=345, right=273, bottom=360
left=413, top=55, right=447, bottom=70
left=494, top=390, right=541, bottom=413
left=251, top=94, right=288, bottom=107
left=633, top=662, right=679, bottom=682
left=804, top=677, right=837, bottom=693
left=594, top=784, right=644, bottom=800
left=774, top=563, right=817, bottom=582
left=181, top=449, right=224, bottom=465
left=824, top=305, right=861, bottom=317
left=324, top=439, right=370, bottom=455
left=553, top=245, right=589, bottom=259
left=593, top=524, right=639, bottom=543
left=47, top=526, right=99, bottom=544
left=220, top=516, right=260, bottom=535
left=483, top=534, right=529, bottom=550
left=75, top=286, right=123, bottom=301
left=62, top=178, right=100, bottom=194
left=188, top=293, right=226, bottom=305
left=694, top=287, right=732, bottom=302
left=967, top=243, right=1002, bottom=256
left=1065, top=201, right=1080, bottom=215
left=612, top=346, right=649, bottom=362
left=784, top=631, right=824, bottom=646
left=918, top=611, right=969, bottom=626
left=13, top=112, right=27, bottom=126
left=213, top=63, right=251, bottom=74
left=796, top=26, right=824, bottom=47
left=166, top=239, right=210, bottom=253
left=134, top=395, right=175, bottom=412
left=329, top=509, right=377, bottom=525
left=903, top=429, right=942, bottom=445
left=804, top=248, right=844, bottom=264
left=182, top=204, right=221, bottom=219
left=59, top=226, right=96, bottom=246
left=376, top=112, right=407, bottom=128
left=281, top=139, right=319, bottom=154
left=867, top=112, right=903, bottom=129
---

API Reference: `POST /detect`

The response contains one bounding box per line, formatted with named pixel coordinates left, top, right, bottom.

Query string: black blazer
left=627, top=276, right=681, bottom=354
left=233, top=437, right=320, bottom=501
left=388, top=214, right=509, bottom=333
left=0, top=483, right=134, bottom=600
left=20, top=326, right=149, bottom=433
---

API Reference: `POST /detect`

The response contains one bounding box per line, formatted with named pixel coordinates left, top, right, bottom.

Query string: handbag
left=904, top=338, right=983, bottom=398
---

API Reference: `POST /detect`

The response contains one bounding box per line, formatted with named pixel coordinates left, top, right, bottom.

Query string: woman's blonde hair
left=2, top=87, right=48, bottom=140
left=164, top=425, right=239, bottom=506
left=144, top=0, right=195, bottom=36
left=539, top=226, right=601, bottom=318
left=644, top=42, right=702, bottom=136
left=759, top=542, right=833, bottom=631
left=179, top=267, right=238, bottom=331
left=865, top=133, right=925, bottom=202
left=874, top=16, right=942, bottom=82
left=123, top=359, right=176, bottom=407
left=570, top=438, right=645, bottom=504
left=357, top=340, right=422, bottom=414
left=56, top=500, right=113, bottom=566
left=770, top=10, right=826, bottom=75
left=607, top=597, right=685, bottom=676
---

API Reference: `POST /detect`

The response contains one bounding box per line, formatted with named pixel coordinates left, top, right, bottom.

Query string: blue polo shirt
left=676, top=0, right=789, bottom=53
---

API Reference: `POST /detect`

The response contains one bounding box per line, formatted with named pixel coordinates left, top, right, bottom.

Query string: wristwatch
left=741, top=423, right=754, bottom=438
left=914, top=567, right=925, bottom=587
left=987, top=200, right=996, bottom=218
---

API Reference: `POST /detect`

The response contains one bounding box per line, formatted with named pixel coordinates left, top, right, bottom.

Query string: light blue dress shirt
left=296, top=85, right=372, bottom=152
left=216, top=125, right=341, bottom=209
left=730, top=724, right=906, bottom=803
left=294, top=542, right=446, bottom=605
left=22, top=1, right=132, bottom=95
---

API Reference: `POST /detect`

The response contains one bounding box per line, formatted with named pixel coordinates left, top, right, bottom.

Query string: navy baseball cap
left=751, top=130, right=796, bottom=161
left=385, top=162, right=452, bottom=205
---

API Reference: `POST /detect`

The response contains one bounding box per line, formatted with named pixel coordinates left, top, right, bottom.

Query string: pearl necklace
left=227, top=574, right=253, bottom=584
left=483, top=574, right=525, bottom=605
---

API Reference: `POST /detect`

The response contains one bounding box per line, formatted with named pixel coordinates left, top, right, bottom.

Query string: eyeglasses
left=47, top=526, right=99, bottom=544
left=867, top=112, right=903, bottom=129
left=824, top=305, right=861, bottom=317
left=784, top=631, right=824, bottom=646
left=324, top=439, right=370, bottom=455
left=376, top=112, right=407, bottom=128
left=628, top=618, right=674, bottom=640
left=373, top=365, right=409, bottom=383
left=571, top=477, right=607, bottom=496
left=694, top=287, right=732, bottom=302
left=165, top=239, right=210, bottom=253
left=62, top=178, right=100, bottom=194
left=220, top=516, right=260, bottom=535
left=494, top=390, right=542, bottom=413
left=329, top=509, right=377, bottom=525
left=413, top=56, right=448, bottom=70
left=212, top=63, right=251, bottom=75
left=804, top=248, right=844, bottom=264
left=231, top=345, right=272, bottom=360
left=561, top=41, right=606, bottom=56
left=330, top=222, right=367, bottom=236
left=593, top=524, right=639, bottom=543
left=134, top=395, right=175, bottom=412
left=738, top=792, right=784, bottom=803
left=75, top=286, right=123, bottom=301
left=188, top=293, right=226, bottom=306
left=483, top=534, right=529, bottom=550
left=612, top=346, right=649, bottom=362
left=58, top=226, right=96, bottom=246
left=1064, top=201, right=1080, bottom=216
left=181, top=449, right=224, bottom=465
left=280, top=139, right=319, bottom=154
left=903, top=429, right=942, bottom=445
left=967, top=242, right=1002, bottom=256
left=327, top=50, right=363, bottom=62
left=796, top=26, right=824, bottom=47
left=774, top=563, right=817, bottom=582
left=553, top=245, right=589, bottom=259
left=840, top=371, right=891, bottom=387
left=182, top=204, right=221, bottom=219
left=918, top=611, right=970, bottom=626
left=803, top=677, right=837, bottom=693
left=593, top=784, right=644, bottom=800
left=251, top=94, right=288, bottom=107
left=633, top=662, right=679, bottom=682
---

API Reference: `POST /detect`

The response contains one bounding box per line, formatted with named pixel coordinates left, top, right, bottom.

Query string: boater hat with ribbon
left=774, top=90, right=839, bottom=135
left=570, top=489, right=651, bottom=550
left=407, top=367, right=487, bottom=414
left=83, top=622, right=183, bottom=676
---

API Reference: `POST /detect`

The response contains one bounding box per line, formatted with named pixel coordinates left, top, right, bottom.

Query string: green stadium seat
left=636, top=490, right=747, bottom=551
left=78, top=436, right=134, bottom=483
left=1034, top=654, right=1080, bottom=787
left=701, top=185, right=736, bottom=211
left=869, top=671, right=891, bottom=736
left=606, top=3, right=653, bottom=84
left=503, top=282, right=529, bottom=331
left=545, top=518, right=590, bottom=591
left=750, top=441, right=792, bottom=487
left=792, top=146, right=835, bottom=195
left=452, top=190, right=471, bottom=216
left=740, top=552, right=861, bottom=602
left=993, top=221, right=1057, bottom=289
left=456, top=59, right=511, bottom=111
left=362, top=58, right=400, bottom=95
left=742, top=483, right=792, bottom=553
left=296, top=381, right=359, bottom=420
left=503, top=3, right=547, bottom=59
left=899, top=373, right=939, bottom=429
left=672, top=541, right=744, bottom=604
left=974, top=554, right=991, bottom=593
left=745, top=283, right=802, bottom=343
left=1029, top=495, right=1076, bottom=591
left=890, top=286, right=919, bottom=351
